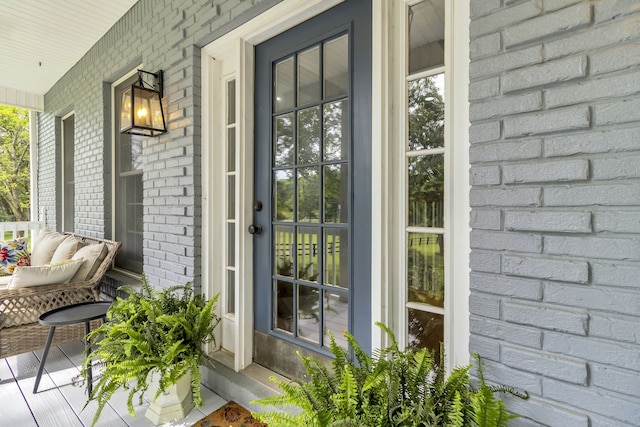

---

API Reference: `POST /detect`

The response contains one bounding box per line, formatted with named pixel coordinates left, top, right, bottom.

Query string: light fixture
left=120, top=69, right=167, bottom=136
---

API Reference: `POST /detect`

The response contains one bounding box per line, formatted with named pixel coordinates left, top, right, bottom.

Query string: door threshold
left=203, top=350, right=288, bottom=413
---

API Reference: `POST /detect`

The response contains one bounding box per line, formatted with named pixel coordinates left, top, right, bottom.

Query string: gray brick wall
left=469, top=1, right=640, bottom=425
left=38, top=0, right=280, bottom=289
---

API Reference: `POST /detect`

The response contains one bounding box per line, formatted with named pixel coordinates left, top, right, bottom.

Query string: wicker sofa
left=0, top=231, right=121, bottom=358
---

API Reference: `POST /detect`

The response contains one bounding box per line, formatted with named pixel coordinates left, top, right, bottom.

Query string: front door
left=253, top=0, right=371, bottom=377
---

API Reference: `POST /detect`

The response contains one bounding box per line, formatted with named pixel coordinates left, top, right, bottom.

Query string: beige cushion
left=8, top=258, right=83, bottom=289
left=70, top=243, right=108, bottom=282
left=51, top=235, right=84, bottom=264
left=31, top=229, right=68, bottom=266
left=0, top=275, right=12, bottom=290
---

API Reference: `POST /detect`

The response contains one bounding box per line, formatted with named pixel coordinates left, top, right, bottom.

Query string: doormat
left=191, top=401, right=268, bottom=427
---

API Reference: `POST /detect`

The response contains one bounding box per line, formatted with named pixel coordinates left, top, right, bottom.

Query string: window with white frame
left=113, top=74, right=144, bottom=274
left=403, top=0, right=447, bottom=362
left=225, top=77, right=238, bottom=318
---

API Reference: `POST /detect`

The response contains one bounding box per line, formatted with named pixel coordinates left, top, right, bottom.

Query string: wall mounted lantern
left=120, top=69, right=167, bottom=136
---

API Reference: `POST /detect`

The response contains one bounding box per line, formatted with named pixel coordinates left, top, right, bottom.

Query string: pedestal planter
left=145, top=370, right=194, bottom=425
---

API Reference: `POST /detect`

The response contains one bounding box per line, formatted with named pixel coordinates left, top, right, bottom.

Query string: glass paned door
left=270, top=34, right=350, bottom=348
left=254, top=0, right=371, bottom=363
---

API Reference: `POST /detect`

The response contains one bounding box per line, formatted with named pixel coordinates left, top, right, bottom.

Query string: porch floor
left=0, top=340, right=227, bottom=427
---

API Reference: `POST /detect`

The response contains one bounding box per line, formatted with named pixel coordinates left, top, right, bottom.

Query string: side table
left=33, top=301, right=111, bottom=394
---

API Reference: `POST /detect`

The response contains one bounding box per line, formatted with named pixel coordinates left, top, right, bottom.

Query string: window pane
left=297, top=167, right=320, bottom=223
left=407, top=232, right=444, bottom=308
left=227, top=127, right=236, bottom=172
left=297, top=107, right=321, bottom=164
left=274, top=57, right=294, bottom=112
left=409, top=0, right=445, bottom=74
left=274, top=225, right=294, bottom=278
left=275, top=280, right=294, bottom=333
left=227, top=79, right=236, bottom=125
left=298, top=45, right=320, bottom=106
left=227, top=175, right=235, bottom=220
left=227, top=269, right=235, bottom=314
left=115, top=173, right=143, bottom=273
left=408, top=154, right=444, bottom=228
left=408, top=75, right=445, bottom=151
left=324, top=164, right=348, bottom=224
left=408, top=309, right=444, bottom=363
left=227, top=222, right=235, bottom=266
left=324, top=289, right=348, bottom=348
left=298, top=285, right=320, bottom=343
left=324, top=35, right=349, bottom=98
left=323, top=100, right=349, bottom=161
left=274, top=113, right=294, bottom=167
left=324, top=228, right=348, bottom=289
left=297, top=226, right=319, bottom=283
left=274, top=169, right=294, bottom=221
left=120, top=136, right=143, bottom=172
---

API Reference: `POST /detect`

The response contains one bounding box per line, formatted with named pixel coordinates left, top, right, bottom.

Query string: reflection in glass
left=274, top=225, right=294, bottom=278
left=324, top=100, right=349, bottom=161
left=120, top=137, right=143, bottom=172
left=297, top=226, right=319, bottom=283
left=297, top=107, right=321, bottom=164
left=408, top=0, right=445, bottom=74
left=274, top=114, right=294, bottom=167
left=408, top=309, right=444, bottom=363
left=407, top=232, right=444, bottom=307
left=408, top=75, right=445, bottom=151
left=298, top=46, right=320, bottom=106
left=227, top=127, right=236, bottom=172
left=324, top=228, right=348, bottom=289
left=297, top=167, right=320, bottom=223
left=275, top=280, right=294, bottom=333
left=408, top=154, right=444, bottom=228
left=227, top=79, right=236, bottom=124
left=324, top=35, right=349, bottom=98
left=227, top=222, right=235, bottom=266
left=298, top=285, right=320, bottom=343
left=324, top=164, right=348, bottom=224
left=274, top=57, right=294, bottom=112
left=227, top=269, right=235, bottom=314
left=324, top=289, right=348, bottom=348
left=274, top=169, right=294, bottom=221
left=227, top=175, right=235, bottom=220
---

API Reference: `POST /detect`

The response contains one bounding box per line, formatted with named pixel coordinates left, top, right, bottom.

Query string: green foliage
left=81, top=276, right=220, bottom=426
left=252, top=322, right=527, bottom=427
left=0, top=105, right=30, bottom=221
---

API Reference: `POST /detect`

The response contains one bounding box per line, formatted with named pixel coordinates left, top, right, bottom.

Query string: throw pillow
left=51, top=234, right=85, bottom=264
left=70, top=242, right=108, bottom=282
left=8, top=258, right=84, bottom=289
left=31, top=229, right=68, bottom=266
left=0, top=237, right=30, bottom=276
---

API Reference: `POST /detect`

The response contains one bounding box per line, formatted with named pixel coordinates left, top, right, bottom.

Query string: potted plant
left=81, top=276, right=220, bottom=426
left=252, top=322, right=528, bottom=427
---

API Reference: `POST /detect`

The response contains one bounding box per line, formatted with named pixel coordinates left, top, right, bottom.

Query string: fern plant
left=80, top=276, right=220, bottom=427
left=252, top=322, right=527, bottom=427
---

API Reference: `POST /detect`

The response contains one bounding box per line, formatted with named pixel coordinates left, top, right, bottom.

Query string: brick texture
left=469, top=0, right=640, bottom=423
left=37, top=0, right=279, bottom=288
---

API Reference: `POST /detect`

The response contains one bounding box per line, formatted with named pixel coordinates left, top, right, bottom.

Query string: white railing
left=0, top=221, right=45, bottom=244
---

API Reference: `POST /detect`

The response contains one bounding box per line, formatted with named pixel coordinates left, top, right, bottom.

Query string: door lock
left=248, top=224, right=263, bottom=235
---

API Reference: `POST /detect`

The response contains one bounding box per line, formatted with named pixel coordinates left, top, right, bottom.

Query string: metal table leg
left=33, top=326, right=56, bottom=393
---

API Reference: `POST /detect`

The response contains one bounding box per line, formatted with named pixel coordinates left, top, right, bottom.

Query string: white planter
left=144, top=370, right=195, bottom=425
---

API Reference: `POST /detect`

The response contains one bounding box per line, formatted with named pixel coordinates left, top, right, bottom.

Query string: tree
left=0, top=106, right=30, bottom=221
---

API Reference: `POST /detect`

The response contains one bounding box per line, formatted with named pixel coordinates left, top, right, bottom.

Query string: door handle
left=248, top=224, right=262, bottom=235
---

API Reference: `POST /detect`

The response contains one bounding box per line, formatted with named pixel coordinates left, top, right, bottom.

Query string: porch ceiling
left=0, top=0, right=138, bottom=110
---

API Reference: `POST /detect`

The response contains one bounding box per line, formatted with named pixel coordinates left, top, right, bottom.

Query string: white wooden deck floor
left=0, top=341, right=227, bottom=427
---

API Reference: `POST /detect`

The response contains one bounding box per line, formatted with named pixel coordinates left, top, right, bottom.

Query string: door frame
left=202, top=0, right=345, bottom=372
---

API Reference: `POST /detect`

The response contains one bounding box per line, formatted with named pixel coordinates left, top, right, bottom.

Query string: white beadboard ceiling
left=0, top=0, right=138, bottom=110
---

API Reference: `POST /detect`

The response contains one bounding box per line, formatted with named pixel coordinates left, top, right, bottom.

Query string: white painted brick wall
left=469, top=0, right=640, bottom=423
left=38, top=0, right=281, bottom=289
